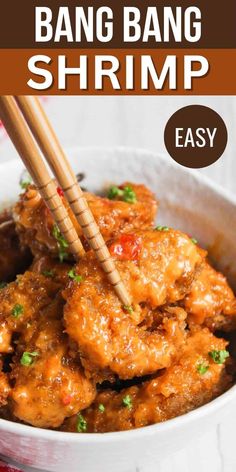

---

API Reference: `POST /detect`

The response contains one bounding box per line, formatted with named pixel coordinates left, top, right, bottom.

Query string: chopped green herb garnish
left=209, top=350, right=229, bottom=365
left=107, top=185, right=137, bottom=204
left=98, top=403, right=105, bottom=413
left=12, top=304, right=24, bottom=318
left=42, top=269, right=55, bottom=278
left=0, top=282, right=7, bottom=289
left=122, top=395, right=133, bottom=409
left=122, top=186, right=137, bottom=203
left=20, top=180, right=31, bottom=190
left=197, top=362, right=209, bottom=375
left=77, top=413, right=87, bottom=433
left=52, top=224, right=69, bottom=263
left=68, top=269, right=83, bottom=283
left=123, top=305, right=133, bottom=314
left=20, top=351, right=39, bottom=366
left=107, top=186, right=124, bottom=200
left=20, top=171, right=33, bottom=190
left=155, top=225, right=169, bottom=232
left=191, top=238, right=198, bottom=245
left=52, top=224, right=68, bottom=246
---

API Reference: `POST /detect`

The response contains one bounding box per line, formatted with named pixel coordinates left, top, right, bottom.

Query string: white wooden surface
left=0, top=96, right=236, bottom=472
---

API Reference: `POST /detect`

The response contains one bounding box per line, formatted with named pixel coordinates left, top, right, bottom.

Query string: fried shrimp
left=0, top=272, right=61, bottom=354
left=0, top=272, right=95, bottom=427
left=63, top=229, right=204, bottom=380
left=13, top=183, right=157, bottom=258
left=183, top=261, right=236, bottom=332
left=62, top=328, right=232, bottom=433
left=0, top=176, right=235, bottom=433
left=10, top=301, right=96, bottom=428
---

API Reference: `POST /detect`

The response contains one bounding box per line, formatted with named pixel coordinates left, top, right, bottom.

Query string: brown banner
left=0, top=49, right=235, bottom=95
left=0, top=1, right=236, bottom=49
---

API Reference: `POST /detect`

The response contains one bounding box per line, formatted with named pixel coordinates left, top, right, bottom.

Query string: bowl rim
left=0, top=145, right=236, bottom=443
left=1, top=385, right=236, bottom=442
left=1, top=144, right=236, bottom=208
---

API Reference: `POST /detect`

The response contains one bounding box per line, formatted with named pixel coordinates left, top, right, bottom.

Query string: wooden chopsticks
left=0, top=96, right=85, bottom=261
left=0, top=96, right=131, bottom=307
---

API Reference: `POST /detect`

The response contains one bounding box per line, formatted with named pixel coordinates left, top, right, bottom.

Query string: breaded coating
left=10, top=299, right=96, bottom=428
left=87, top=182, right=157, bottom=239
left=0, top=272, right=61, bottom=354
left=62, top=329, right=232, bottom=433
left=13, top=183, right=157, bottom=258
left=184, top=261, right=236, bottom=332
left=63, top=229, right=203, bottom=379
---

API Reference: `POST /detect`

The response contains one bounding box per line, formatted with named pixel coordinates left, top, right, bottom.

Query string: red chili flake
left=62, top=394, right=72, bottom=406
left=109, top=234, right=142, bottom=261
left=57, top=186, right=64, bottom=197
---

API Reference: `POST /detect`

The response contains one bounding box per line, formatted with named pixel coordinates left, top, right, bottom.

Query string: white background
left=0, top=96, right=236, bottom=472
left=1, top=96, right=236, bottom=194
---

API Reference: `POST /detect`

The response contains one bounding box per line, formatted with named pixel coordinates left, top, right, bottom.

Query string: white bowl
left=0, top=147, right=236, bottom=472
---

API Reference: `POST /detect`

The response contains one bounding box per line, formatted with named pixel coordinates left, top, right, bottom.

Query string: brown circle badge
left=164, top=105, right=228, bottom=169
